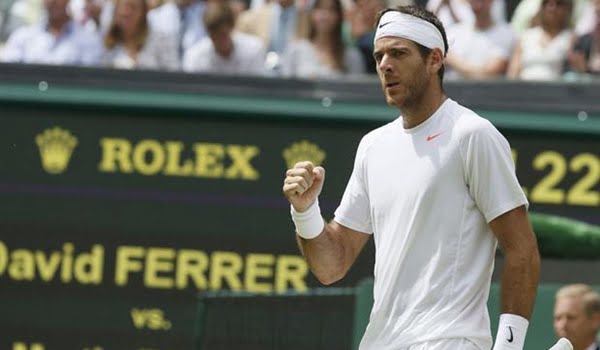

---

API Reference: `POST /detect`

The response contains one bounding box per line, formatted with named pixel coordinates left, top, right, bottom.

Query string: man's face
left=44, top=0, right=69, bottom=21
left=209, top=25, right=234, bottom=57
left=469, top=0, right=492, bottom=18
left=175, top=0, right=193, bottom=8
left=278, top=0, right=295, bottom=9
left=553, top=296, right=596, bottom=347
left=373, top=36, right=432, bottom=110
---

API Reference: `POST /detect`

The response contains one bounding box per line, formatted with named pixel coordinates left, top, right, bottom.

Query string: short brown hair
left=203, top=2, right=235, bottom=33
left=556, top=284, right=600, bottom=317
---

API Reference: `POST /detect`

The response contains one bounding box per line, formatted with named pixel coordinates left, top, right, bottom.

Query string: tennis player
left=283, top=5, right=541, bottom=350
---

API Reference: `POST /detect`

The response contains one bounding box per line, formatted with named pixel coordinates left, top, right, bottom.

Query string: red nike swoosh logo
left=426, top=132, right=444, bottom=141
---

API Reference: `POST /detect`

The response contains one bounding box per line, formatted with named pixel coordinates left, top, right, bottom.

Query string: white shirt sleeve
left=334, top=137, right=373, bottom=234
left=0, top=27, right=30, bottom=62
left=182, top=44, right=201, bottom=72
left=460, top=122, right=528, bottom=223
left=246, top=40, right=267, bottom=76
left=79, top=31, right=104, bottom=66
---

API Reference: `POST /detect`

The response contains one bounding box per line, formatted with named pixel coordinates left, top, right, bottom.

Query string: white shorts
left=406, top=338, right=482, bottom=350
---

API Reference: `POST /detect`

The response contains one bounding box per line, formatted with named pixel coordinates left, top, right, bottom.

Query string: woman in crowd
left=103, top=0, right=178, bottom=70
left=566, top=0, right=600, bottom=75
left=281, top=0, right=364, bottom=79
left=507, top=0, right=573, bottom=80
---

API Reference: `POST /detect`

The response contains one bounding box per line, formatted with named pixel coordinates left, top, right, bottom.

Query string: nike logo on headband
left=378, top=22, right=392, bottom=29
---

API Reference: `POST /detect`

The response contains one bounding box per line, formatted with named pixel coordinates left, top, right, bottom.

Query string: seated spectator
left=445, top=0, right=515, bottom=79
left=510, top=0, right=586, bottom=35
left=426, top=0, right=506, bottom=29
left=148, top=0, right=206, bottom=61
left=0, top=0, right=103, bottom=65
left=574, top=0, right=596, bottom=35
left=281, top=0, right=364, bottom=78
left=0, top=0, right=44, bottom=43
left=103, top=0, right=179, bottom=70
left=69, top=0, right=114, bottom=33
left=566, top=0, right=600, bottom=75
left=345, top=0, right=384, bottom=73
left=236, top=0, right=310, bottom=70
left=507, top=0, right=573, bottom=80
left=183, top=1, right=266, bottom=75
left=553, top=284, right=600, bottom=350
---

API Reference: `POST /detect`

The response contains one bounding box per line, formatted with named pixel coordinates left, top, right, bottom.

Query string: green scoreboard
left=0, top=80, right=598, bottom=349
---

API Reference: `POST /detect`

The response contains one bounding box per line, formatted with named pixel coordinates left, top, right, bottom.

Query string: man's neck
left=575, top=338, right=598, bottom=350
left=475, top=14, right=493, bottom=30
left=48, top=17, right=69, bottom=36
left=401, top=89, right=447, bottom=129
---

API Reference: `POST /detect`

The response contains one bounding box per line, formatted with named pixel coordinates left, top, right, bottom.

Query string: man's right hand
left=282, top=161, right=326, bottom=213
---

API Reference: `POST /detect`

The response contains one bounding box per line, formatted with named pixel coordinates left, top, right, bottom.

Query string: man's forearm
left=500, top=247, right=540, bottom=318
left=296, top=225, right=346, bottom=285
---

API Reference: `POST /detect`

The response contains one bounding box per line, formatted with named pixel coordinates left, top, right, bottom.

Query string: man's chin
left=385, top=96, right=406, bottom=109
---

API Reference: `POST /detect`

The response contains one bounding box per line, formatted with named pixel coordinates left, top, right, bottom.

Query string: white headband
left=374, top=11, right=445, bottom=54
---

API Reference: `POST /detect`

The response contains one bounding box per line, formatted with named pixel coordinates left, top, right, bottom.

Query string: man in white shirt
left=445, top=0, right=515, bottom=79
left=0, top=0, right=103, bottom=65
left=148, top=0, right=206, bottom=60
left=283, top=5, right=540, bottom=350
left=183, top=1, right=266, bottom=75
left=554, top=284, right=600, bottom=350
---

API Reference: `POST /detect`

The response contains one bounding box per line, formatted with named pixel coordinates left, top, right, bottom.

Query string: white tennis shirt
left=334, top=98, right=528, bottom=350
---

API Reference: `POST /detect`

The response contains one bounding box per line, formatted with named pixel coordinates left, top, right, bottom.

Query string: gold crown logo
left=36, top=127, right=78, bottom=174
left=282, top=140, right=326, bottom=169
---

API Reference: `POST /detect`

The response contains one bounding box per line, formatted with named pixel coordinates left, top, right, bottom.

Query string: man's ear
left=428, top=48, right=444, bottom=74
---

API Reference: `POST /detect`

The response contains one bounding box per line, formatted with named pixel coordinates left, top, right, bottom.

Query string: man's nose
left=378, top=55, right=393, bottom=73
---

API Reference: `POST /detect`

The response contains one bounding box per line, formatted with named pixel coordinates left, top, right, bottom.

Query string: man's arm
left=490, top=205, right=540, bottom=350
left=296, top=221, right=370, bottom=285
left=283, top=161, right=370, bottom=285
left=489, top=205, right=540, bottom=319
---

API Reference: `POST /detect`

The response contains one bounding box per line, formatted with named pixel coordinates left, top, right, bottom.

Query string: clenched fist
left=282, top=161, right=326, bottom=212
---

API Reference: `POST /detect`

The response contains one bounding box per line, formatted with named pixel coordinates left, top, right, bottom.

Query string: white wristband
left=290, top=199, right=325, bottom=239
left=492, top=313, right=529, bottom=350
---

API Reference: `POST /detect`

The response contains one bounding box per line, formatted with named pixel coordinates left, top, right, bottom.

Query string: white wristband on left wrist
left=492, top=313, right=529, bottom=350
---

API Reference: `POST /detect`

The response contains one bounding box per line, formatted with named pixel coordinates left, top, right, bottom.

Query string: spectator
left=0, top=0, right=44, bottom=43
left=554, top=284, right=600, bottom=350
left=281, top=0, right=364, bottom=78
left=507, top=0, right=573, bottom=80
left=426, top=0, right=506, bottom=29
left=345, top=0, right=384, bottom=73
left=566, top=0, right=600, bottom=75
left=236, top=0, right=310, bottom=57
left=0, top=0, right=103, bottom=65
left=103, top=0, right=179, bottom=70
left=146, top=0, right=166, bottom=8
left=445, top=0, right=515, bottom=79
left=69, top=0, right=114, bottom=33
left=574, top=0, right=596, bottom=35
left=510, top=0, right=587, bottom=35
left=183, top=1, right=266, bottom=75
left=148, top=0, right=206, bottom=61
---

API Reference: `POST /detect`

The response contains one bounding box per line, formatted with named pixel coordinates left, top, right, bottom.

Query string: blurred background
left=0, top=0, right=598, bottom=348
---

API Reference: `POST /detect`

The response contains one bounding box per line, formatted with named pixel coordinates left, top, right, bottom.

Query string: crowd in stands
left=0, top=0, right=598, bottom=80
